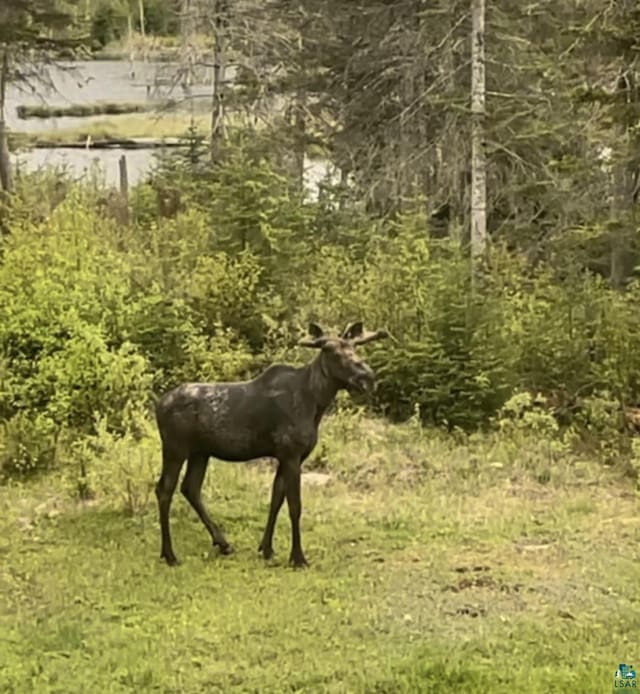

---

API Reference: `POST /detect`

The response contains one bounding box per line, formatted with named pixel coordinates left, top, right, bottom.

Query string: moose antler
left=341, top=321, right=395, bottom=346
left=299, top=321, right=396, bottom=348
left=351, top=329, right=395, bottom=346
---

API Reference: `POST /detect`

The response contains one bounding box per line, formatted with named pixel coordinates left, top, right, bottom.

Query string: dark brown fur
left=154, top=321, right=390, bottom=568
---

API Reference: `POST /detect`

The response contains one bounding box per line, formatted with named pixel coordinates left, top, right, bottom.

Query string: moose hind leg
left=181, top=454, right=233, bottom=555
left=155, top=448, right=185, bottom=566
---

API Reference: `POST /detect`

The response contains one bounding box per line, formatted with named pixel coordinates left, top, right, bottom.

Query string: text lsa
left=614, top=681, right=637, bottom=688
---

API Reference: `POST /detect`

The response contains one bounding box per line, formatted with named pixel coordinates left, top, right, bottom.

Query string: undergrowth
left=2, top=155, right=640, bottom=478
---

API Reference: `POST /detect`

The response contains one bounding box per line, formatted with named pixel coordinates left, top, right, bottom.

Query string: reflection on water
left=11, top=148, right=334, bottom=197
left=11, top=147, right=158, bottom=188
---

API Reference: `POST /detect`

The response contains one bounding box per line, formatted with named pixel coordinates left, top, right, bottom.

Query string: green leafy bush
left=0, top=412, right=59, bottom=478
left=67, top=414, right=159, bottom=512
left=352, top=230, right=518, bottom=429
left=4, top=141, right=640, bottom=479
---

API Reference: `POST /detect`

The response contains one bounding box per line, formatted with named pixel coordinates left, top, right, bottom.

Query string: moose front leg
left=282, top=459, right=307, bottom=568
left=259, top=463, right=286, bottom=560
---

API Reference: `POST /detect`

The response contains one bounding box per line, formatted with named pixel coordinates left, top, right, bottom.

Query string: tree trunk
left=127, top=13, right=135, bottom=78
left=441, top=1, right=466, bottom=238
left=181, top=0, right=194, bottom=39
left=0, top=46, right=12, bottom=194
left=118, top=154, right=130, bottom=225
left=470, top=0, right=487, bottom=271
left=609, top=143, right=625, bottom=288
left=398, top=16, right=413, bottom=212
left=181, top=0, right=196, bottom=91
left=138, top=0, right=146, bottom=37
left=414, top=4, right=429, bottom=216
left=609, top=72, right=636, bottom=289
left=210, top=0, right=229, bottom=163
left=292, top=29, right=306, bottom=189
left=293, top=90, right=306, bottom=189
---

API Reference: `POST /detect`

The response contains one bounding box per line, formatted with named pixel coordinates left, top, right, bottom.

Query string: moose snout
left=351, top=364, right=376, bottom=393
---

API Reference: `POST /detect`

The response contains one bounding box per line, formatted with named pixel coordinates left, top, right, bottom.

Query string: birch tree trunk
left=138, top=0, right=145, bottom=37
left=210, top=0, right=229, bottom=163
left=292, top=27, right=306, bottom=189
left=0, top=46, right=12, bottom=194
left=470, top=0, right=487, bottom=269
left=180, top=0, right=196, bottom=91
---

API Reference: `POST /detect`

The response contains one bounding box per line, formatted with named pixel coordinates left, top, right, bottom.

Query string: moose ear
left=308, top=322, right=325, bottom=339
left=299, top=322, right=328, bottom=348
left=341, top=321, right=364, bottom=341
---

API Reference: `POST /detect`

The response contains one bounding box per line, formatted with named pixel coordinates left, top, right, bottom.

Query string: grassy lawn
left=0, top=413, right=638, bottom=693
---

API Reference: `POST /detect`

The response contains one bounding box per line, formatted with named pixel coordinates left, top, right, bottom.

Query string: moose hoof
left=289, top=554, right=309, bottom=569
left=258, top=542, right=275, bottom=560
left=162, top=553, right=181, bottom=567
left=216, top=542, right=234, bottom=556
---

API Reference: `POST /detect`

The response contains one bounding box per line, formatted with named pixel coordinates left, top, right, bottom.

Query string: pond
left=7, top=59, right=201, bottom=188
left=7, top=59, right=332, bottom=195
left=5, top=59, right=213, bottom=132
left=11, top=147, right=335, bottom=197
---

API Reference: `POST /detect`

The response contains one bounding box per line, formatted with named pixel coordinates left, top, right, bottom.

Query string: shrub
left=0, top=412, right=59, bottom=478
left=67, top=414, right=159, bottom=513
left=4, top=146, right=640, bottom=480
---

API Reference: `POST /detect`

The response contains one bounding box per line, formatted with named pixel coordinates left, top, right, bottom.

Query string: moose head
left=298, top=321, right=391, bottom=395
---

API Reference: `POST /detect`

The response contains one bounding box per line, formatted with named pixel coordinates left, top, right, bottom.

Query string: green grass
left=16, top=102, right=176, bottom=120
left=0, top=413, right=638, bottom=693
left=94, top=33, right=214, bottom=62
left=9, top=113, right=211, bottom=149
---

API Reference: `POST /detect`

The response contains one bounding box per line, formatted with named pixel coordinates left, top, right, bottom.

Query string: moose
left=154, top=321, right=390, bottom=568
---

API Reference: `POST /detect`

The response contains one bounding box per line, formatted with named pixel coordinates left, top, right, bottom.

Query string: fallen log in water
left=30, top=137, right=189, bottom=149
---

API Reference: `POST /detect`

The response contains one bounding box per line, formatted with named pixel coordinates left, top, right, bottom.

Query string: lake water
left=7, top=59, right=331, bottom=195
left=11, top=146, right=335, bottom=197
left=5, top=59, right=213, bottom=132
left=7, top=59, right=209, bottom=187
